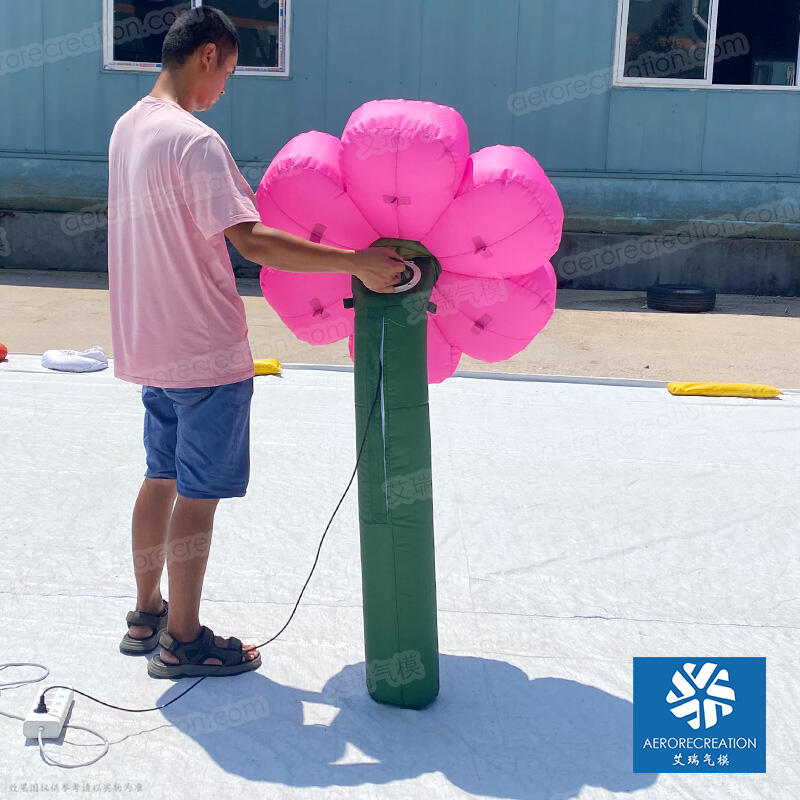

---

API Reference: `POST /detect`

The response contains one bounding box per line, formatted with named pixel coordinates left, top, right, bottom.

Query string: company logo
left=666, top=662, right=735, bottom=730
left=633, top=657, right=765, bottom=773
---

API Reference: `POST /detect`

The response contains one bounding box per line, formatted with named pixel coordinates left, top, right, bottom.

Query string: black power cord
left=36, top=362, right=382, bottom=715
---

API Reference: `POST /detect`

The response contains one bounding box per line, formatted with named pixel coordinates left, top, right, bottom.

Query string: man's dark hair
left=162, top=6, right=239, bottom=69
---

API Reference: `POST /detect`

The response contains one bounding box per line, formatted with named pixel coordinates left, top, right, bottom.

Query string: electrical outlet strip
left=23, top=688, right=74, bottom=739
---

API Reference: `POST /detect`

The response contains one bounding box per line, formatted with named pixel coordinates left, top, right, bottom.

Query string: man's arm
left=225, top=221, right=405, bottom=294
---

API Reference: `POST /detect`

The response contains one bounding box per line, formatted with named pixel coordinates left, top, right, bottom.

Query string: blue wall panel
left=232, top=0, right=329, bottom=164
left=3, top=0, right=800, bottom=202
left=0, top=0, right=45, bottom=152
left=42, top=0, right=139, bottom=154
left=512, top=0, right=616, bottom=171
left=607, top=88, right=708, bottom=173
left=231, top=79, right=290, bottom=163
left=324, top=0, right=423, bottom=137
left=702, top=91, right=800, bottom=176
left=419, top=0, right=518, bottom=150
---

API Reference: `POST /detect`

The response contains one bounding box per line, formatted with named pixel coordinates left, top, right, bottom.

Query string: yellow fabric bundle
left=667, top=382, right=782, bottom=398
left=254, top=358, right=281, bottom=376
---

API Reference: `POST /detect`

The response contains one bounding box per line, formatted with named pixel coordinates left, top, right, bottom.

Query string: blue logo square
left=633, top=657, right=765, bottom=773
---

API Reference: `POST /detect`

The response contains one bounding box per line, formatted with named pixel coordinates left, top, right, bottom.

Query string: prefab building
left=1, top=0, right=799, bottom=293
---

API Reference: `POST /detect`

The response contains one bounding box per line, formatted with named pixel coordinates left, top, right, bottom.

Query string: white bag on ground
left=41, top=346, right=109, bottom=373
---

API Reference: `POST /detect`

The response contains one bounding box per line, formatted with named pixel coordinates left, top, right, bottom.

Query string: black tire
left=646, top=284, right=716, bottom=313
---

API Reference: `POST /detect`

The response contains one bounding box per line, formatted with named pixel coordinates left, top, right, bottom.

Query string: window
left=614, top=0, right=800, bottom=88
left=103, top=0, right=290, bottom=76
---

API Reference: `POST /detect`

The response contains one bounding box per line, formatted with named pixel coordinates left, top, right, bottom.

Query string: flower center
left=370, top=238, right=442, bottom=294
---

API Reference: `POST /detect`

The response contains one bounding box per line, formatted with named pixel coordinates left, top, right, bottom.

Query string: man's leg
left=159, top=494, right=259, bottom=665
left=127, top=477, right=176, bottom=639
left=157, top=378, right=259, bottom=666
left=131, top=384, right=179, bottom=640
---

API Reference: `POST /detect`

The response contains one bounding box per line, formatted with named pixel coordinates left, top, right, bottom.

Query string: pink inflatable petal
left=341, top=100, right=469, bottom=242
left=260, top=267, right=353, bottom=345
left=432, top=263, right=557, bottom=362
left=257, top=130, right=379, bottom=250
left=257, top=101, right=563, bottom=383
left=256, top=188, right=308, bottom=240
left=423, top=146, right=564, bottom=278
left=426, top=316, right=462, bottom=383
left=256, top=131, right=373, bottom=345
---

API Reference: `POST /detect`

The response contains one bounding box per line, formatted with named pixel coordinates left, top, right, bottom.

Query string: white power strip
left=23, top=688, right=74, bottom=739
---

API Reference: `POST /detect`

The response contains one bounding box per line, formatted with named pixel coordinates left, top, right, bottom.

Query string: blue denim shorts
left=141, top=377, right=254, bottom=499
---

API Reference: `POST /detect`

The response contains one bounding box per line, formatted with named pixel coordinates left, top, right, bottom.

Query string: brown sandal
left=119, top=599, right=168, bottom=654
left=147, top=625, right=261, bottom=679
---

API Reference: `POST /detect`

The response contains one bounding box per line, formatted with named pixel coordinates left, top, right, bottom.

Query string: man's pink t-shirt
left=108, top=95, right=262, bottom=388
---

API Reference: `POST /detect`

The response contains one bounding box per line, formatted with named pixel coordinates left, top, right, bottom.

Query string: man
left=109, top=6, right=403, bottom=678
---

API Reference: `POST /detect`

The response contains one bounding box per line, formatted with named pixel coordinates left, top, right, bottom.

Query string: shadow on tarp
left=156, top=654, right=658, bottom=799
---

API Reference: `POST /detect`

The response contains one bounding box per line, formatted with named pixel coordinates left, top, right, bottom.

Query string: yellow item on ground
left=254, top=358, right=281, bottom=376
left=667, top=382, right=781, bottom=398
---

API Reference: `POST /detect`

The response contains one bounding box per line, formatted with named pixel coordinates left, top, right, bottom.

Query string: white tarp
left=1, top=355, right=797, bottom=799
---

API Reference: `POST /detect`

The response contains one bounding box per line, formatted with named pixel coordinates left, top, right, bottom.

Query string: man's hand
left=351, top=247, right=405, bottom=294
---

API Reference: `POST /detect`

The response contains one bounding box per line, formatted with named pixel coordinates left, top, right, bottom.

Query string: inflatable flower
left=257, top=99, right=563, bottom=383
left=256, top=100, right=563, bottom=710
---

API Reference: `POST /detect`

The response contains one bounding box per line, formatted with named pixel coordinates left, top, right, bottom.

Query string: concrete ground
left=2, top=269, right=799, bottom=388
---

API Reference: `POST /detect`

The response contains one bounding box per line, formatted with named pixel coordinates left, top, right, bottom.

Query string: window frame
left=614, top=0, right=800, bottom=90
left=102, top=0, right=291, bottom=77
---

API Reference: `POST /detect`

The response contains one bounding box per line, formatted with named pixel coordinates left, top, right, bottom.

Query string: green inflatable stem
left=351, top=238, right=441, bottom=709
